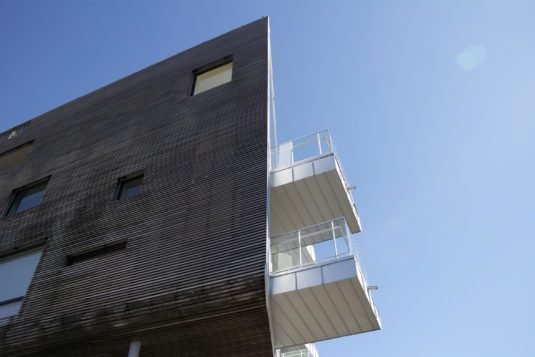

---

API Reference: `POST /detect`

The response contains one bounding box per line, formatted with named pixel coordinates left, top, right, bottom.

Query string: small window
left=5, top=178, right=49, bottom=217
left=0, top=248, right=42, bottom=320
left=67, top=240, right=127, bottom=266
left=192, top=61, right=233, bottom=95
left=0, top=141, right=33, bottom=171
left=116, top=172, right=144, bottom=200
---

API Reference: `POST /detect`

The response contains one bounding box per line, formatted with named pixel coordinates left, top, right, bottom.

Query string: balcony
left=278, top=344, right=319, bottom=357
left=269, top=131, right=361, bottom=236
left=268, top=218, right=381, bottom=348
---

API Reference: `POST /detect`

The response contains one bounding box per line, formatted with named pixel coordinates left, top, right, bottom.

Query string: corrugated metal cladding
left=0, top=18, right=272, bottom=356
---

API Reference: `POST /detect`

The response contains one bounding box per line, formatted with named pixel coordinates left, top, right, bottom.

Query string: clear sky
left=1, top=1, right=534, bottom=356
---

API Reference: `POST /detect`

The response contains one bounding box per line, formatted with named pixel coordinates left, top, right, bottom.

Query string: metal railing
left=270, top=218, right=368, bottom=285
left=271, top=130, right=332, bottom=171
left=270, top=218, right=378, bottom=315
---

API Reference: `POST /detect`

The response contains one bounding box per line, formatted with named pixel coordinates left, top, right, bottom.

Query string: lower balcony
left=269, top=218, right=381, bottom=349
left=278, top=344, right=319, bottom=357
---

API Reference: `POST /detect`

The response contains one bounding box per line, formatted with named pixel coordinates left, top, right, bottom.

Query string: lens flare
left=456, top=46, right=487, bottom=72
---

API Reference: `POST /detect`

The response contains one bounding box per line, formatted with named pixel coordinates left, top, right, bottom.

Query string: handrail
left=270, top=217, right=345, bottom=240
left=271, top=129, right=330, bottom=150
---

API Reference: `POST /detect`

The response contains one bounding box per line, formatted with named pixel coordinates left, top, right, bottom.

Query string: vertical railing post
left=298, top=230, right=302, bottom=268
left=346, top=220, right=353, bottom=256
left=331, top=221, right=338, bottom=258
left=317, top=132, right=322, bottom=155
left=290, top=141, right=294, bottom=165
left=272, top=146, right=276, bottom=170
left=324, top=131, right=331, bottom=154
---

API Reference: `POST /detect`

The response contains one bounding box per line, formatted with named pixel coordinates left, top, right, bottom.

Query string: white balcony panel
left=270, top=154, right=361, bottom=236
left=270, top=258, right=381, bottom=348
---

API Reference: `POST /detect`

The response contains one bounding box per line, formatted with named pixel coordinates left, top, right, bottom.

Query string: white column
left=128, top=340, right=141, bottom=357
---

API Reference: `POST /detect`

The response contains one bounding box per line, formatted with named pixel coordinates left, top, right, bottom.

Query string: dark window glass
left=117, top=174, right=143, bottom=200
left=67, top=241, right=127, bottom=266
left=6, top=180, right=49, bottom=216
left=0, top=248, right=42, bottom=319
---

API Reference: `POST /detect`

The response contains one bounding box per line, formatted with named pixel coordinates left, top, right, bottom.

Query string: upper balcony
left=268, top=218, right=381, bottom=348
left=269, top=131, right=361, bottom=236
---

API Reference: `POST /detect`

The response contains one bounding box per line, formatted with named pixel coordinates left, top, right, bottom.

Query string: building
left=0, top=18, right=380, bottom=356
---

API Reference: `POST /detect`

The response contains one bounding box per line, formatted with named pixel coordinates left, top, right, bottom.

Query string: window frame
left=115, top=171, right=144, bottom=200
left=4, top=177, right=50, bottom=217
left=190, top=56, right=234, bottom=96
left=0, top=247, right=43, bottom=322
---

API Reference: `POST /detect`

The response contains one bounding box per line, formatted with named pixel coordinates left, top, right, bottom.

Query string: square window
left=0, top=141, right=33, bottom=171
left=192, top=61, right=233, bottom=95
left=116, top=173, right=144, bottom=200
left=5, top=179, right=49, bottom=216
left=0, top=248, right=42, bottom=320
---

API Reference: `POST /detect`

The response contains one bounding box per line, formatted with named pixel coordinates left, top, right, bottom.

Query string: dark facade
left=1, top=17, right=382, bottom=357
left=0, top=18, right=272, bottom=357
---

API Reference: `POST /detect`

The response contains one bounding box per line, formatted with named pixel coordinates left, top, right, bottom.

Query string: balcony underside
left=270, top=155, right=361, bottom=236
left=269, top=259, right=381, bottom=348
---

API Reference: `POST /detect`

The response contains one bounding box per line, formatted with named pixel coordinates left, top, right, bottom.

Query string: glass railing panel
left=271, top=231, right=301, bottom=272
left=279, top=345, right=318, bottom=357
left=333, top=218, right=350, bottom=256
left=319, top=134, right=331, bottom=155
left=275, top=141, right=294, bottom=168
left=270, top=218, right=358, bottom=274
left=302, top=239, right=336, bottom=265
left=335, top=236, right=350, bottom=256
left=300, top=220, right=336, bottom=265
left=271, top=130, right=333, bottom=170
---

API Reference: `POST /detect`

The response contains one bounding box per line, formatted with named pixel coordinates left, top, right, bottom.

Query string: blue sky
left=1, top=1, right=534, bottom=356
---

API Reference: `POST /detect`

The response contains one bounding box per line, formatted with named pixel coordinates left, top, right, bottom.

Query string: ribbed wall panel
left=0, top=18, right=272, bottom=356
